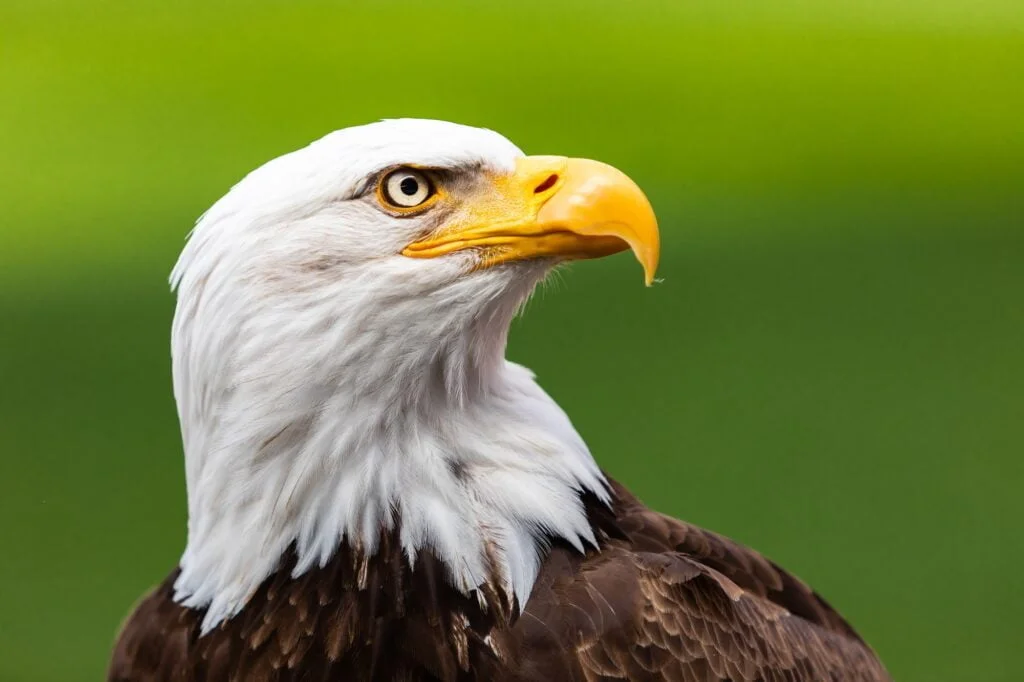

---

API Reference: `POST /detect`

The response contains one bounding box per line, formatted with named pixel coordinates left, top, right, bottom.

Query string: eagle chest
left=112, top=542, right=529, bottom=682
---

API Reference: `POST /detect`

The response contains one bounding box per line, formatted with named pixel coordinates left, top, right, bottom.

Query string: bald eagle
left=109, top=119, right=889, bottom=681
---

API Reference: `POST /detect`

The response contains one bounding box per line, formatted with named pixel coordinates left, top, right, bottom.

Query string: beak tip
left=638, top=249, right=659, bottom=287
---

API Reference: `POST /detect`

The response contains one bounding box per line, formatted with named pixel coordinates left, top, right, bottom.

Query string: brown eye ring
left=380, top=168, right=435, bottom=210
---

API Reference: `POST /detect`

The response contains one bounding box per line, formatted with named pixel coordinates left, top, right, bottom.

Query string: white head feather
left=169, top=119, right=609, bottom=633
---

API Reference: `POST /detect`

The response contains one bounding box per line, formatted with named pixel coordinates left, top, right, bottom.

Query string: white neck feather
left=171, top=250, right=608, bottom=634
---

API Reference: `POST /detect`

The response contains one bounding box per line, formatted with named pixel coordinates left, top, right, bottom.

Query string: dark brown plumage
left=109, top=480, right=889, bottom=681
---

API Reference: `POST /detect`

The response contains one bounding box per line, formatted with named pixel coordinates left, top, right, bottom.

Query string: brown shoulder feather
left=109, top=479, right=889, bottom=681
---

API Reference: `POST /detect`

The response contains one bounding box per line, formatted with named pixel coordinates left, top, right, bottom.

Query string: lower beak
left=401, top=156, right=660, bottom=285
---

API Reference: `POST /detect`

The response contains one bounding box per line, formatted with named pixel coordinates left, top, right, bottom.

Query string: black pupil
left=399, top=176, right=420, bottom=196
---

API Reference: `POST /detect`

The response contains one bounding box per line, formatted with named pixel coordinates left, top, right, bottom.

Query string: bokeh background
left=2, top=1, right=1022, bottom=679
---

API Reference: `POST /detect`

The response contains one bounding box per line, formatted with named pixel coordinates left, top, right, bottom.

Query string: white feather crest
left=168, top=119, right=609, bottom=633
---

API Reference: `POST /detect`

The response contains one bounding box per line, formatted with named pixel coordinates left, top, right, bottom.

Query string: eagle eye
left=380, top=168, right=436, bottom=210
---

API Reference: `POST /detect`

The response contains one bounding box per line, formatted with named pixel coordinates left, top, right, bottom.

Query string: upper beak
left=401, top=156, right=660, bottom=285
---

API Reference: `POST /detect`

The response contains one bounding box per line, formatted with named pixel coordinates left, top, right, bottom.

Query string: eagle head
left=168, top=118, right=659, bottom=632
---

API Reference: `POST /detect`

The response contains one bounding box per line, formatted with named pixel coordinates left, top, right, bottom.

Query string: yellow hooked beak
left=401, top=156, right=660, bottom=285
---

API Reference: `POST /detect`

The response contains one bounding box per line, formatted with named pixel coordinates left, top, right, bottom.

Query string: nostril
left=533, top=174, right=559, bottom=194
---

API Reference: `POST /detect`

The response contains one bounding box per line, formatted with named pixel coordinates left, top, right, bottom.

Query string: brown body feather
left=109, top=480, right=889, bottom=681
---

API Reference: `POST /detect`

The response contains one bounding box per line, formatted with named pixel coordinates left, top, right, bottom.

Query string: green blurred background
left=2, top=1, right=1022, bottom=679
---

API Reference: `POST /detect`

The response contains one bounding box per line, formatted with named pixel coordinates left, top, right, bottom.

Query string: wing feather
left=609, top=480, right=864, bottom=641
left=559, top=549, right=888, bottom=681
left=508, top=480, right=889, bottom=681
